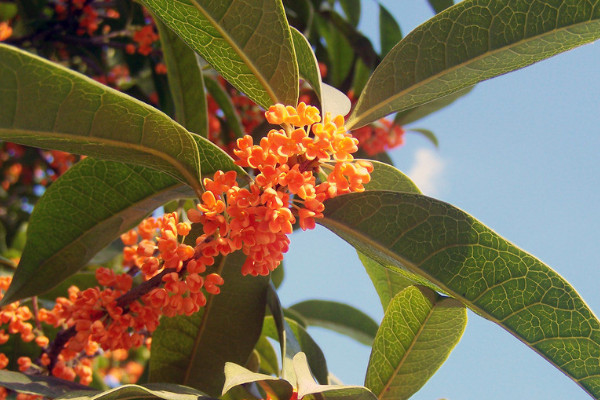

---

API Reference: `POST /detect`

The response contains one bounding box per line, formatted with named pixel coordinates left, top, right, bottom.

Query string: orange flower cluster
left=189, top=103, right=372, bottom=276
left=352, top=118, right=405, bottom=156
left=126, top=25, right=159, bottom=56
left=0, top=22, right=12, bottom=42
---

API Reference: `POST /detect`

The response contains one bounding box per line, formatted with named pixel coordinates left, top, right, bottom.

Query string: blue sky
left=278, top=2, right=600, bottom=400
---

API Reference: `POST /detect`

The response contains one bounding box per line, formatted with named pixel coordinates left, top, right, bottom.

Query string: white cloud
left=406, top=148, right=445, bottom=197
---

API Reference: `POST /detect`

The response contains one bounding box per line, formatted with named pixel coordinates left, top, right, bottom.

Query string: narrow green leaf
left=59, top=383, right=212, bottom=400
left=339, top=0, right=361, bottom=27
left=365, top=285, right=467, bottom=400
left=0, top=370, right=93, bottom=398
left=320, top=191, right=600, bottom=398
left=357, top=252, right=413, bottom=311
left=379, top=5, right=402, bottom=56
left=0, top=158, right=194, bottom=305
left=263, top=316, right=328, bottom=385
left=393, top=86, right=473, bottom=126
left=156, top=19, right=208, bottom=137
left=364, top=160, right=421, bottom=193
left=139, top=0, right=299, bottom=109
left=346, top=0, right=600, bottom=129
left=289, top=300, right=378, bottom=346
left=271, top=260, right=285, bottom=289
left=293, top=353, right=377, bottom=400
left=290, top=27, right=322, bottom=102
left=351, top=58, right=370, bottom=97
left=407, top=129, right=439, bottom=148
left=0, top=44, right=203, bottom=194
left=255, top=335, right=280, bottom=376
left=222, top=362, right=293, bottom=400
left=204, top=77, right=244, bottom=140
left=315, top=14, right=354, bottom=88
left=148, top=251, right=269, bottom=396
left=427, top=0, right=454, bottom=14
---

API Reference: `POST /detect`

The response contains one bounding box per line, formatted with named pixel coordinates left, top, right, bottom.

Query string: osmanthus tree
left=0, top=0, right=599, bottom=399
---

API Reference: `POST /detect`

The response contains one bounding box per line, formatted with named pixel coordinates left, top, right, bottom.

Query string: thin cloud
left=407, top=148, right=445, bottom=197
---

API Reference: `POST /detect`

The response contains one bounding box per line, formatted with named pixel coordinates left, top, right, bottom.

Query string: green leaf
left=263, top=316, right=328, bottom=385
left=364, top=160, right=421, bottom=193
left=351, top=58, right=370, bottom=97
left=346, top=0, right=600, bottom=129
left=148, top=251, right=269, bottom=396
left=139, top=0, right=299, bottom=109
left=0, top=44, right=203, bottom=194
left=357, top=252, right=413, bottom=310
left=339, top=0, right=361, bottom=27
left=393, top=86, right=473, bottom=126
left=204, top=76, right=244, bottom=140
left=289, top=300, right=378, bottom=346
left=0, top=370, right=93, bottom=398
left=365, top=285, right=467, bottom=400
left=0, top=158, right=194, bottom=305
left=319, top=191, right=600, bottom=398
left=379, top=5, right=402, bottom=56
left=407, top=128, right=439, bottom=148
left=315, top=14, right=354, bottom=88
left=293, top=353, right=377, bottom=400
left=271, top=260, right=285, bottom=289
left=290, top=27, right=322, bottom=102
left=59, top=383, right=213, bottom=400
left=255, top=335, right=280, bottom=376
left=427, top=0, right=454, bottom=14
left=222, top=362, right=293, bottom=400
left=156, top=19, right=208, bottom=137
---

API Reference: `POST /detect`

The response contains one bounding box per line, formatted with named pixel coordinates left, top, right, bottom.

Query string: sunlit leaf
left=148, top=251, right=269, bottom=396
left=379, top=4, right=402, bottom=56
left=222, top=362, right=293, bottom=400
left=357, top=252, right=413, bottom=310
left=0, top=44, right=203, bottom=194
left=321, top=83, right=351, bottom=117
left=156, top=19, right=208, bottom=137
left=365, top=285, right=467, bottom=400
left=346, top=0, right=600, bottom=128
left=0, top=158, right=194, bottom=305
left=363, top=160, right=421, bottom=193
left=139, top=0, right=299, bottom=109
left=320, top=191, right=600, bottom=397
left=59, top=383, right=212, bottom=400
left=289, top=300, right=378, bottom=346
left=290, top=27, right=322, bottom=102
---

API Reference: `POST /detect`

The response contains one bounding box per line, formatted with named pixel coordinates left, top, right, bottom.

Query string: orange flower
left=0, top=22, right=13, bottom=42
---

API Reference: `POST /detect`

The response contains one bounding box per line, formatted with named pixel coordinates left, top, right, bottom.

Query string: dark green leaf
left=407, top=128, right=439, bottom=148
left=315, top=14, right=354, bottom=88
left=365, top=285, right=467, bottom=400
left=320, top=191, right=600, bottom=397
left=222, top=362, right=293, bottom=400
left=289, top=300, right=378, bottom=346
left=379, top=5, right=402, bottom=56
left=394, top=86, right=474, bottom=126
left=255, top=335, right=280, bottom=376
left=271, top=261, right=284, bottom=289
left=0, top=158, right=194, bottom=305
left=346, top=0, right=600, bottom=128
left=0, top=44, right=203, bottom=194
left=339, top=0, right=360, bottom=27
left=0, top=370, right=93, bottom=398
left=148, top=251, right=269, bottom=396
left=156, top=19, right=208, bottom=137
left=293, top=353, right=377, bottom=400
left=290, top=27, right=322, bottom=102
left=139, top=0, right=299, bottom=109
left=204, top=76, right=244, bottom=140
left=363, top=160, right=421, bottom=193
left=351, top=58, right=370, bottom=97
left=59, top=383, right=212, bottom=400
left=357, top=252, right=413, bottom=310
left=427, top=0, right=454, bottom=14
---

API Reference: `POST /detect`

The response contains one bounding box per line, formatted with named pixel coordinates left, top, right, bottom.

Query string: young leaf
left=148, top=251, right=269, bottom=396
left=139, top=0, right=299, bottom=109
left=357, top=252, right=413, bottom=311
left=346, top=0, right=600, bottom=129
left=0, top=158, right=194, bottom=305
left=379, top=4, right=402, bottom=56
left=59, top=383, right=213, bottom=400
left=363, top=160, right=421, bottom=193
left=290, top=27, right=322, bottom=102
left=427, top=0, right=454, bottom=14
left=0, top=370, right=93, bottom=398
left=365, top=285, right=467, bottom=400
left=222, top=362, right=293, bottom=400
left=289, top=300, right=378, bottom=346
left=156, top=19, right=208, bottom=137
left=0, top=44, right=203, bottom=194
left=319, top=191, right=600, bottom=398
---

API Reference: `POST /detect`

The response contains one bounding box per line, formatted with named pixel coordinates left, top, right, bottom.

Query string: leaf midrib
left=0, top=128, right=202, bottom=196
left=377, top=292, right=436, bottom=400
left=346, top=18, right=600, bottom=129
left=189, top=0, right=279, bottom=106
